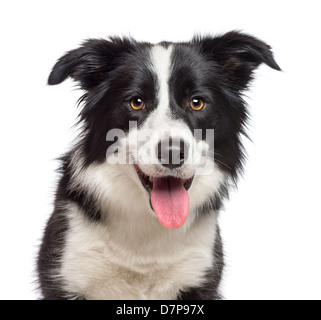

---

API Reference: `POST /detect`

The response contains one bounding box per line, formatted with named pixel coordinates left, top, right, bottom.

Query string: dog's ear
left=48, top=38, right=134, bottom=89
left=195, top=31, right=281, bottom=90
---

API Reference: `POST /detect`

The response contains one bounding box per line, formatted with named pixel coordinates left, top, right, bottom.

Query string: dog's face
left=49, top=32, right=280, bottom=228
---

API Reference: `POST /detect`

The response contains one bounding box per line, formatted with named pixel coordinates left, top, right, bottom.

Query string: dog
left=37, top=31, right=280, bottom=300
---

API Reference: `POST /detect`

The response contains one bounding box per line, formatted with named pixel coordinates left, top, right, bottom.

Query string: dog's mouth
left=134, top=164, right=194, bottom=229
left=134, top=165, right=193, bottom=192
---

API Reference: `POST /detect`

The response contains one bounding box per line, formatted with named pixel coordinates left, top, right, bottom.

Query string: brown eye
left=190, top=97, right=205, bottom=111
left=130, top=97, right=145, bottom=110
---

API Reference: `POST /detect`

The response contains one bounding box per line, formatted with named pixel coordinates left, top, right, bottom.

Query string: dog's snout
left=157, top=138, right=189, bottom=169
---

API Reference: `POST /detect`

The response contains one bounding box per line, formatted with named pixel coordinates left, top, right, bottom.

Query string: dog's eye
left=130, top=97, right=145, bottom=110
left=190, top=98, right=205, bottom=111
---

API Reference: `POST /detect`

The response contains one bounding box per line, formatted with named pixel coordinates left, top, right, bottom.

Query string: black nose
left=157, top=138, right=189, bottom=169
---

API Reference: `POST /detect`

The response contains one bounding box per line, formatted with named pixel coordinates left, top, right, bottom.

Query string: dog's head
left=49, top=31, right=280, bottom=228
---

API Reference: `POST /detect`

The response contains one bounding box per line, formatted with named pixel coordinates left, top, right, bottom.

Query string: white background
left=1, top=0, right=320, bottom=300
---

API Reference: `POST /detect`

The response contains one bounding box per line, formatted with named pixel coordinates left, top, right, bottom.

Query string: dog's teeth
left=150, top=177, right=154, bottom=183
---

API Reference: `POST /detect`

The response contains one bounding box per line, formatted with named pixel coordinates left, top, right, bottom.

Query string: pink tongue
left=151, top=177, right=190, bottom=229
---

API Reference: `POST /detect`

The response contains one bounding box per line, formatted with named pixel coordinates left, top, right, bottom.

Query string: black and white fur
left=37, top=31, right=280, bottom=300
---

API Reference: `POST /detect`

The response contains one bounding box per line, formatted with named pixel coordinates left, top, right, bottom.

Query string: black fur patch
left=37, top=207, right=70, bottom=299
left=58, top=154, right=102, bottom=222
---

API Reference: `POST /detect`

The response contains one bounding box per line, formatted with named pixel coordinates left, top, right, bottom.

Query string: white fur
left=60, top=202, right=218, bottom=299
left=57, top=44, right=226, bottom=299
left=59, top=153, right=224, bottom=299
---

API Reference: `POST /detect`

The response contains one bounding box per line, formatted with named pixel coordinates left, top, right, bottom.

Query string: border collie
left=37, top=31, right=280, bottom=300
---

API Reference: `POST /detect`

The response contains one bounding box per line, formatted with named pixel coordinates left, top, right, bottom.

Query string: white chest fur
left=59, top=203, right=217, bottom=300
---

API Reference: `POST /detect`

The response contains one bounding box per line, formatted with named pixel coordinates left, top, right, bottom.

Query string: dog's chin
left=134, top=164, right=194, bottom=193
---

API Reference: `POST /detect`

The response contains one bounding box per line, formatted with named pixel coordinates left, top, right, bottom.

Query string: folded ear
left=48, top=38, right=134, bottom=89
left=194, top=31, right=281, bottom=90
